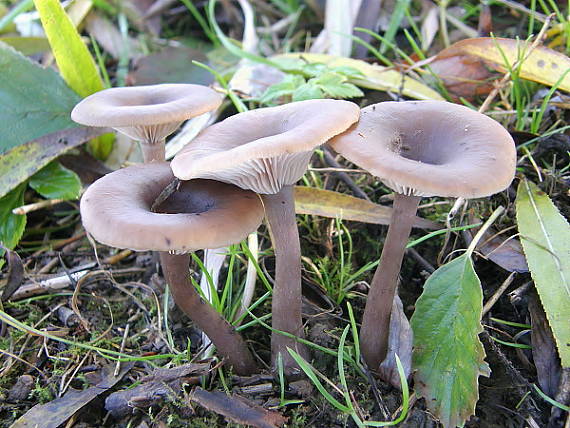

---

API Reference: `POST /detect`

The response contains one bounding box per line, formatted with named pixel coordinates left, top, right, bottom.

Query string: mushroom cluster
left=73, top=84, right=515, bottom=381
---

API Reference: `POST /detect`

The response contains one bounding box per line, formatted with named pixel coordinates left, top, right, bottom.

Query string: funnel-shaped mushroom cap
left=171, top=99, right=360, bottom=194
left=329, top=101, right=516, bottom=198
left=71, top=84, right=222, bottom=143
left=80, top=163, right=263, bottom=252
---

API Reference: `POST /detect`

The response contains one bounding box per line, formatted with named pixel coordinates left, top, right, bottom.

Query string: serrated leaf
left=294, top=187, right=439, bottom=229
left=0, top=126, right=109, bottom=199
left=301, top=62, right=328, bottom=77
left=275, top=53, right=444, bottom=100
left=0, top=41, right=81, bottom=155
left=411, top=254, right=488, bottom=428
left=311, top=72, right=364, bottom=99
left=330, top=66, right=365, bottom=79
left=29, top=161, right=81, bottom=200
left=260, top=74, right=305, bottom=103
left=292, top=83, right=324, bottom=101
left=0, top=184, right=27, bottom=253
left=34, top=0, right=113, bottom=159
left=516, top=179, right=570, bottom=367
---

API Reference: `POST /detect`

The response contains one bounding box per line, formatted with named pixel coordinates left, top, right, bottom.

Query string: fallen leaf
left=529, top=292, right=561, bottom=397
left=516, top=179, right=570, bottom=368
left=230, top=63, right=286, bottom=98
left=85, top=13, right=142, bottom=60
left=0, top=126, right=110, bottom=199
left=465, top=216, right=528, bottom=273
left=274, top=53, right=444, bottom=100
left=128, top=46, right=213, bottom=86
left=190, top=387, right=288, bottom=428
left=428, top=55, right=496, bottom=101
left=294, top=186, right=440, bottom=230
left=377, top=295, right=413, bottom=389
left=0, top=246, right=25, bottom=302
left=11, top=364, right=133, bottom=428
left=434, top=37, right=570, bottom=92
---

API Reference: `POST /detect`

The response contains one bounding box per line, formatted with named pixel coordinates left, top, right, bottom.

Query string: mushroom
left=328, top=100, right=516, bottom=370
left=170, top=99, right=360, bottom=376
left=71, top=84, right=222, bottom=162
left=80, top=162, right=264, bottom=374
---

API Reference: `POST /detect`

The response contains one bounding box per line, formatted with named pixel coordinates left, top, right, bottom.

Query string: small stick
left=12, top=198, right=67, bottom=215
left=114, top=323, right=130, bottom=376
left=323, top=148, right=371, bottom=201
left=482, top=272, right=516, bottom=316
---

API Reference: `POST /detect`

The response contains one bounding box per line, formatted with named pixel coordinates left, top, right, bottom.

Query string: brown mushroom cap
left=80, top=162, right=264, bottom=252
left=329, top=101, right=516, bottom=198
left=170, top=99, right=360, bottom=194
left=71, top=84, right=223, bottom=143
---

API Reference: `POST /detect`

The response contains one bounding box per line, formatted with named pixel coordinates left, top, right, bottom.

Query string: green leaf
left=0, top=184, right=27, bottom=252
left=29, top=161, right=81, bottom=200
left=33, top=0, right=113, bottom=159
left=0, top=41, right=81, bottom=155
left=411, top=254, right=488, bottom=428
left=260, top=74, right=305, bottom=103
left=516, top=179, right=570, bottom=368
left=301, top=62, right=328, bottom=77
left=311, top=72, right=364, bottom=99
left=0, top=126, right=109, bottom=199
left=292, top=83, right=325, bottom=101
left=33, top=0, right=103, bottom=97
left=275, top=53, right=444, bottom=101
left=0, top=37, right=50, bottom=55
left=330, top=66, right=365, bottom=79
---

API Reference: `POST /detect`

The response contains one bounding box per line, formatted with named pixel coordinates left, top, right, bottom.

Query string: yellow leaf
left=294, top=186, right=440, bottom=229
left=275, top=53, right=444, bottom=101
left=436, top=37, right=570, bottom=91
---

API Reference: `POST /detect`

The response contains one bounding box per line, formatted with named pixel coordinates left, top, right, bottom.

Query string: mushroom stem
left=159, top=252, right=257, bottom=375
left=141, top=139, right=166, bottom=163
left=360, top=193, right=421, bottom=370
left=262, top=185, right=309, bottom=377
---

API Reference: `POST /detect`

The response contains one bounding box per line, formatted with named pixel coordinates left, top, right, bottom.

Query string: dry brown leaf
left=294, top=186, right=440, bottom=230
left=434, top=37, right=570, bottom=92
left=12, top=364, right=133, bottom=428
left=190, top=388, right=288, bottom=428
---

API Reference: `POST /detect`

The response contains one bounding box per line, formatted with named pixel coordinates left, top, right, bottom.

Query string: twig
left=114, top=323, right=130, bottom=376
left=12, top=199, right=67, bottom=215
left=482, top=272, right=516, bottom=316
left=323, top=147, right=370, bottom=201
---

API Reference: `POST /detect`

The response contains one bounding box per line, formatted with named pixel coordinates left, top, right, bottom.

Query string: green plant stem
left=262, top=185, right=310, bottom=378
left=360, top=193, right=421, bottom=370
left=159, top=252, right=257, bottom=375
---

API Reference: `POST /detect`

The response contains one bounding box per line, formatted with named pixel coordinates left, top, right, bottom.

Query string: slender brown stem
left=140, top=139, right=165, bottom=163
left=262, top=185, right=309, bottom=377
left=360, top=193, right=421, bottom=370
left=159, top=252, right=257, bottom=375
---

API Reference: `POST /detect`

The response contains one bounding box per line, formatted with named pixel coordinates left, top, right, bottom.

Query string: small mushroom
left=81, top=162, right=263, bottom=374
left=328, top=100, right=516, bottom=371
left=71, top=84, right=222, bottom=162
left=171, top=99, right=360, bottom=377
